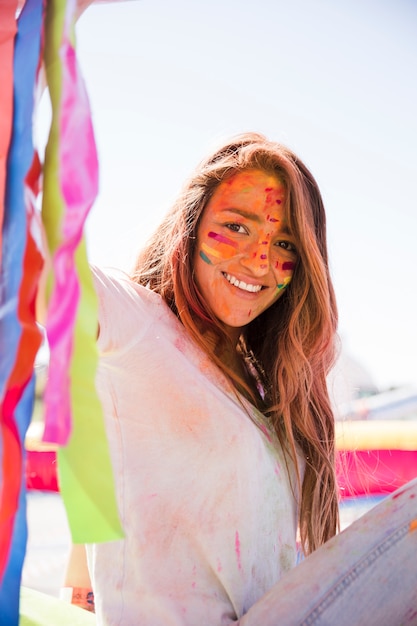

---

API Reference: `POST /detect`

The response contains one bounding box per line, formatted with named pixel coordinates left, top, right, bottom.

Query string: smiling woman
left=64, top=132, right=417, bottom=625
left=194, top=169, right=297, bottom=337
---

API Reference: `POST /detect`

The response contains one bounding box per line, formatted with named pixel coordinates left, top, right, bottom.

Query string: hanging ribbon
left=42, top=0, right=123, bottom=542
left=0, top=1, right=44, bottom=623
left=0, top=0, right=17, bottom=256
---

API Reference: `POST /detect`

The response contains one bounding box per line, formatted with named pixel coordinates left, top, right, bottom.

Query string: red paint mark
left=392, top=490, right=405, bottom=500
left=282, top=261, right=296, bottom=271
left=252, top=252, right=257, bottom=258
left=235, top=531, right=242, bottom=571
left=410, top=519, right=417, bottom=532
left=269, top=216, right=279, bottom=222
left=276, top=199, right=282, bottom=204
left=208, top=231, right=238, bottom=247
left=260, top=254, right=267, bottom=260
left=248, top=309, right=252, bottom=317
left=265, top=187, right=273, bottom=192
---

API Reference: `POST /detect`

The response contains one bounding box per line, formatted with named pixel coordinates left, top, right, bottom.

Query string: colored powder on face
left=199, top=250, right=212, bottom=264
left=276, top=199, right=282, bottom=204
left=201, top=242, right=223, bottom=259
left=235, top=531, right=242, bottom=571
left=208, top=231, right=238, bottom=248
left=276, top=276, right=292, bottom=290
left=260, top=254, right=267, bottom=260
left=282, top=261, right=296, bottom=271
left=264, top=187, right=273, bottom=192
left=268, top=216, right=279, bottom=222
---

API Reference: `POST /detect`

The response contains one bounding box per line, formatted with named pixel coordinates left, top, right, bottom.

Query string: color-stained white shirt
left=87, top=266, right=301, bottom=626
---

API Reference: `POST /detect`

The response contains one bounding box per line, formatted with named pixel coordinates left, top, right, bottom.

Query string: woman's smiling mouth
left=223, top=272, right=264, bottom=293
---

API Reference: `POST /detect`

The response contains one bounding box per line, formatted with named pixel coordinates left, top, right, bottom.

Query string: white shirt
left=87, top=266, right=300, bottom=626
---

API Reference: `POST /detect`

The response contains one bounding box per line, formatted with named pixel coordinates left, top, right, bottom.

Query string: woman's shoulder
left=91, top=265, right=162, bottom=310
left=91, top=265, right=165, bottom=350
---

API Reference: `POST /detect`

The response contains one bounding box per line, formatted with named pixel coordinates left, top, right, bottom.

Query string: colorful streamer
left=0, top=0, right=44, bottom=619
left=0, top=2, right=124, bottom=621
left=0, top=1, right=18, bottom=255
left=42, top=0, right=123, bottom=542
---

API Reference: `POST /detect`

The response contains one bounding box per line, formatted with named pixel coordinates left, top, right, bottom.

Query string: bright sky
left=68, top=0, right=417, bottom=391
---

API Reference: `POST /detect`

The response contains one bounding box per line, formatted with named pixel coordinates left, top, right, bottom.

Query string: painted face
left=194, top=169, right=298, bottom=341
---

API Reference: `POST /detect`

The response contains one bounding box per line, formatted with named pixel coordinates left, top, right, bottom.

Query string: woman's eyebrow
left=222, top=208, right=292, bottom=234
left=221, top=207, right=263, bottom=222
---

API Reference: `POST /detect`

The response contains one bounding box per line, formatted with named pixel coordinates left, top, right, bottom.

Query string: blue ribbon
left=0, top=0, right=43, bottom=621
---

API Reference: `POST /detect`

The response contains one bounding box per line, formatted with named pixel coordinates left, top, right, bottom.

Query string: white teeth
left=224, top=273, right=262, bottom=293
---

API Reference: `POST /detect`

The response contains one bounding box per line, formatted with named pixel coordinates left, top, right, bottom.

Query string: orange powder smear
left=201, top=241, right=235, bottom=260
left=410, top=519, right=417, bottom=532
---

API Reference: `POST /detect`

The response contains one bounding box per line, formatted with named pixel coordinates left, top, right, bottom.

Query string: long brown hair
left=132, top=133, right=339, bottom=554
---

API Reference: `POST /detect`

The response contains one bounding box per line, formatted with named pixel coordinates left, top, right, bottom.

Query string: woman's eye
left=276, top=240, right=297, bottom=253
left=225, top=223, right=246, bottom=234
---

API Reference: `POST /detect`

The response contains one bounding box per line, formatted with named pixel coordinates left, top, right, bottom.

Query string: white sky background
left=70, top=0, right=417, bottom=391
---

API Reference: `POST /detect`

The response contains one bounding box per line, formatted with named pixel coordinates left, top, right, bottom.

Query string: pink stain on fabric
left=259, top=423, right=272, bottom=442
left=235, top=531, right=242, bottom=571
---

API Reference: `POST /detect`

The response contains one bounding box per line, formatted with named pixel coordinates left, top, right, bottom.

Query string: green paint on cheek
left=199, top=250, right=212, bottom=264
left=276, top=276, right=292, bottom=291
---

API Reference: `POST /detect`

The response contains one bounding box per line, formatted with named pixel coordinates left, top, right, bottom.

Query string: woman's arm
left=61, top=544, right=95, bottom=612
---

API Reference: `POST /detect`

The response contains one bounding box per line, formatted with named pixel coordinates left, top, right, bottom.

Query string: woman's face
left=194, top=169, right=298, bottom=342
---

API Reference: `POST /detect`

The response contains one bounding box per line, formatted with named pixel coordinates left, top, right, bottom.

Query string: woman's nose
left=240, top=240, right=271, bottom=274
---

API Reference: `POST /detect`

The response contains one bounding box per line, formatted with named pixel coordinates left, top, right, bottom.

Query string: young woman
left=65, top=133, right=417, bottom=625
